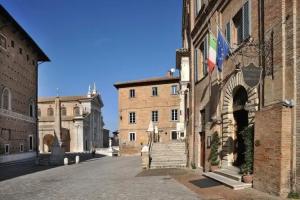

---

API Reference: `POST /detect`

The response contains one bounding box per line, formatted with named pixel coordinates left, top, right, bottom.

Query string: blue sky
left=0, top=0, right=182, bottom=131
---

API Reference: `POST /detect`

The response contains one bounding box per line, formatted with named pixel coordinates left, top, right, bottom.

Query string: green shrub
left=241, top=125, right=254, bottom=174
left=209, top=132, right=220, bottom=166
left=288, top=192, right=300, bottom=199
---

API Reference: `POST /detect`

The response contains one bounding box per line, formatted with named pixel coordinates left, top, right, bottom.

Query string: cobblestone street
left=0, top=156, right=200, bottom=200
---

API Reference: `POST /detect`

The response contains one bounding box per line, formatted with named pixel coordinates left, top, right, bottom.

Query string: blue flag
left=216, top=30, right=230, bottom=72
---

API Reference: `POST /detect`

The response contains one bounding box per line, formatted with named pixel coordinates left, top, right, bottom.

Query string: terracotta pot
left=242, top=174, right=253, bottom=183
left=210, top=165, right=219, bottom=172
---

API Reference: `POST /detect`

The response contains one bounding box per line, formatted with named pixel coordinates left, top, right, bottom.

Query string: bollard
left=75, top=155, right=80, bottom=164
left=64, top=157, right=69, bottom=165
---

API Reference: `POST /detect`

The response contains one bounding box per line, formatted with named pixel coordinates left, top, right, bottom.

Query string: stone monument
left=50, top=97, right=65, bottom=165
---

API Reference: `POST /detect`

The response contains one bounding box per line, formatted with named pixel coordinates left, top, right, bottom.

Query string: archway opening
left=43, top=134, right=54, bottom=152
left=232, top=86, right=248, bottom=167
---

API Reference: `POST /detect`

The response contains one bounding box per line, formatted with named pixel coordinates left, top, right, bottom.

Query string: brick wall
left=254, top=104, right=292, bottom=197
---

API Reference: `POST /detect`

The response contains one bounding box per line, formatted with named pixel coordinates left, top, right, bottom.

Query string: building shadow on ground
left=0, top=154, right=106, bottom=182
left=190, top=177, right=222, bottom=188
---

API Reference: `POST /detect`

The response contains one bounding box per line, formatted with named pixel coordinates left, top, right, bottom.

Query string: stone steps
left=203, top=172, right=252, bottom=190
left=150, top=142, right=186, bottom=169
left=214, top=169, right=242, bottom=182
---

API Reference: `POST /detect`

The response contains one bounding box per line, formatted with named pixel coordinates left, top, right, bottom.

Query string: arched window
left=47, top=106, right=54, bottom=117
left=1, top=87, right=11, bottom=110
left=73, top=106, right=80, bottom=116
left=29, top=100, right=35, bottom=117
left=61, top=106, right=67, bottom=116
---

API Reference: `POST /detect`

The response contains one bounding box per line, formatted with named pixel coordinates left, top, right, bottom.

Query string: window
left=152, top=111, right=158, bottom=122
left=11, top=40, right=14, bottom=48
left=61, top=106, right=67, bottom=116
left=129, top=89, right=135, bottom=98
left=171, top=109, right=178, bottom=121
left=129, top=112, right=136, bottom=124
left=171, top=85, right=178, bottom=95
left=26, top=55, right=30, bottom=61
left=4, top=144, right=9, bottom=154
left=232, top=1, right=250, bottom=45
left=1, top=88, right=11, bottom=110
left=194, top=48, right=198, bottom=81
left=129, top=132, right=136, bottom=141
left=200, top=109, right=205, bottom=132
left=47, top=107, right=54, bottom=116
left=73, top=106, right=80, bottom=116
left=200, top=36, right=208, bottom=76
left=20, top=144, right=24, bottom=152
left=152, top=87, right=158, bottom=96
left=0, top=34, right=6, bottom=49
left=32, top=60, right=35, bottom=66
left=195, top=0, right=202, bottom=16
left=225, top=22, right=231, bottom=45
left=29, top=135, right=33, bottom=151
left=38, top=108, right=41, bottom=117
left=19, top=48, right=23, bottom=54
left=29, top=103, right=34, bottom=117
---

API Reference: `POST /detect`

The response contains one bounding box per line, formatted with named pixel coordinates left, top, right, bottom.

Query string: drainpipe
left=258, top=0, right=265, bottom=109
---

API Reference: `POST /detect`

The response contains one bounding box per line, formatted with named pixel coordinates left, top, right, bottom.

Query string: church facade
left=38, top=85, right=104, bottom=153
left=179, top=0, right=299, bottom=197
left=0, top=5, right=49, bottom=163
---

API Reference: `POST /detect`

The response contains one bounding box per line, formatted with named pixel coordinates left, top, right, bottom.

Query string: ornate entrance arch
left=221, top=72, right=258, bottom=167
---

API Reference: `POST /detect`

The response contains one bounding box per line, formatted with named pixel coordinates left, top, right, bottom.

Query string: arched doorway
left=232, top=86, right=248, bottom=167
left=221, top=72, right=258, bottom=167
left=43, top=134, right=54, bottom=152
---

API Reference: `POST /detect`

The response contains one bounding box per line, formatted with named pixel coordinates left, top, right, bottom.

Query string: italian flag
left=208, top=33, right=217, bottom=73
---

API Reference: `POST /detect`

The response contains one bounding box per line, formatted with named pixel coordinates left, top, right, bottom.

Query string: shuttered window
left=194, top=49, right=198, bottom=82
left=225, top=22, right=231, bottom=45
left=202, top=36, right=208, bottom=76
left=243, top=1, right=250, bottom=39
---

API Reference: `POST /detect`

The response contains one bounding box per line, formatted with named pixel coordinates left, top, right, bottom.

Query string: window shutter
left=226, top=22, right=231, bottom=45
left=243, top=1, right=250, bottom=39
left=194, top=49, right=198, bottom=81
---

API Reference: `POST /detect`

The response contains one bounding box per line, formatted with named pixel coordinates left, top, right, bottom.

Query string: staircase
left=150, top=142, right=187, bottom=169
left=203, top=166, right=252, bottom=190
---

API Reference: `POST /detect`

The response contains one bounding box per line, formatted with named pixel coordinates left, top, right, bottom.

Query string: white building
left=38, top=84, right=104, bottom=153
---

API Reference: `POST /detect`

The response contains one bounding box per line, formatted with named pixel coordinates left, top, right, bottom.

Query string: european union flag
left=216, top=30, right=230, bottom=72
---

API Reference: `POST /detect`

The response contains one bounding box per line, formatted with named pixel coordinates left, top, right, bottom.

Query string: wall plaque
left=241, top=63, right=263, bottom=88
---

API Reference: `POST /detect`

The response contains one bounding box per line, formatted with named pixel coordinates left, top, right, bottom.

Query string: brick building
left=114, top=73, right=181, bottom=155
left=0, top=5, right=49, bottom=163
left=38, top=85, right=104, bottom=153
left=179, top=0, right=299, bottom=197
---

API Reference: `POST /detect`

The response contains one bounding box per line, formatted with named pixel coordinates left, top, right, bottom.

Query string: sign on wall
left=241, top=63, right=263, bottom=88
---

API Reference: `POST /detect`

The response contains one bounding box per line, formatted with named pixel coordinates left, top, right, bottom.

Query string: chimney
left=166, top=70, right=173, bottom=77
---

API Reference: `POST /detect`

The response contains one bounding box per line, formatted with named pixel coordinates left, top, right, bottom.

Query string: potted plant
left=209, top=132, right=220, bottom=172
left=241, top=125, right=254, bottom=183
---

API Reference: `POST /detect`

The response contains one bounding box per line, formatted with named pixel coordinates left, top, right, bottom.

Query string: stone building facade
left=0, top=5, right=49, bottom=163
left=179, top=0, right=299, bottom=197
left=38, top=86, right=104, bottom=153
left=114, top=74, right=181, bottom=155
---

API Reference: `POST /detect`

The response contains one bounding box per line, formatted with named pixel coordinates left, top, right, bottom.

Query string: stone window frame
left=29, top=98, right=35, bottom=118
left=171, top=109, right=178, bottom=121
left=1, top=87, right=12, bottom=110
left=152, top=110, right=158, bottom=122
left=128, top=132, right=136, bottom=142
left=4, top=144, right=9, bottom=154
left=47, top=106, right=54, bottom=117
left=73, top=105, right=80, bottom=116
left=151, top=87, right=158, bottom=97
left=29, top=135, right=33, bottom=151
left=171, top=85, right=178, bottom=95
left=129, top=89, right=135, bottom=98
left=20, top=143, right=24, bottom=152
left=0, top=33, right=7, bottom=50
left=61, top=106, right=67, bottom=116
left=129, top=112, right=136, bottom=124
